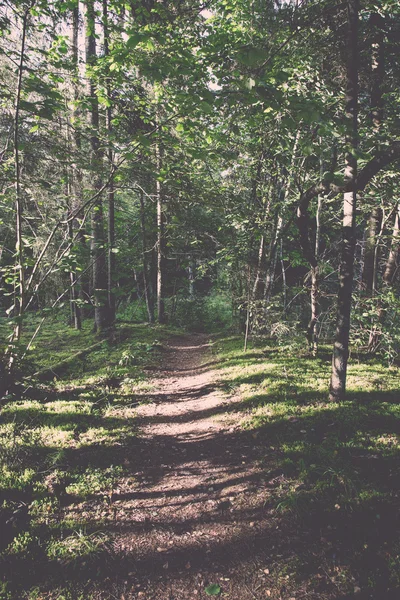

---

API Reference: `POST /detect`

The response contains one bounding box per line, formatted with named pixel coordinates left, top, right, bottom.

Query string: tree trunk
left=307, top=266, right=319, bottom=354
left=156, top=141, right=166, bottom=324
left=329, top=0, right=359, bottom=401
left=68, top=219, right=82, bottom=330
left=71, top=4, right=91, bottom=318
left=370, top=12, right=384, bottom=133
left=252, top=235, right=265, bottom=299
left=103, top=0, right=116, bottom=325
left=307, top=184, right=323, bottom=355
left=7, top=6, right=31, bottom=373
left=188, top=256, right=195, bottom=298
left=85, top=0, right=109, bottom=333
left=368, top=204, right=400, bottom=352
left=139, top=189, right=155, bottom=323
left=382, top=205, right=400, bottom=286
left=264, top=130, right=300, bottom=303
left=362, top=207, right=382, bottom=292
left=280, top=238, right=287, bottom=313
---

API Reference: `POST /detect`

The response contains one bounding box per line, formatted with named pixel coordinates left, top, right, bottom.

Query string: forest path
left=111, top=334, right=282, bottom=600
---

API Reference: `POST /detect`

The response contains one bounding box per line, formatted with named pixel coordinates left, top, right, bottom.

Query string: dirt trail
left=110, top=334, right=284, bottom=600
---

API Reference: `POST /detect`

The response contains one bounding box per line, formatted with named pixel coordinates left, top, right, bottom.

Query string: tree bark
left=252, top=235, right=265, bottom=299
left=139, top=188, right=155, bottom=323
left=7, top=5, right=31, bottom=373
left=362, top=12, right=385, bottom=295
left=71, top=4, right=90, bottom=318
left=68, top=219, right=81, bottom=330
left=329, top=0, right=359, bottom=401
left=362, top=207, right=382, bottom=292
left=103, top=0, right=116, bottom=326
left=368, top=204, right=400, bottom=352
left=85, top=0, right=109, bottom=333
left=382, top=205, right=400, bottom=286
left=156, top=141, right=166, bottom=324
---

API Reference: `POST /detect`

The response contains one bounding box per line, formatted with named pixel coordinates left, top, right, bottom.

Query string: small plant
left=66, top=466, right=123, bottom=499
left=7, top=531, right=34, bottom=556
left=205, top=583, right=221, bottom=596
left=46, top=529, right=108, bottom=565
left=0, top=581, right=12, bottom=600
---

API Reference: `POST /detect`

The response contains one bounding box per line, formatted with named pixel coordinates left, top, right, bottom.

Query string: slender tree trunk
left=382, top=205, right=400, bottom=286
left=308, top=177, right=323, bottom=355
left=368, top=204, right=400, bottom=352
left=65, top=129, right=81, bottom=331
left=252, top=235, right=265, bottom=299
left=71, top=4, right=90, bottom=318
left=85, top=0, right=109, bottom=333
left=362, top=207, right=382, bottom=292
left=370, top=12, right=384, bottom=133
left=156, top=141, right=166, bottom=324
left=68, top=219, right=82, bottom=330
left=139, top=189, right=154, bottom=323
left=264, top=130, right=300, bottom=303
left=307, top=190, right=323, bottom=355
left=188, top=256, right=195, bottom=298
left=264, top=222, right=279, bottom=303
left=363, top=11, right=386, bottom=350
left=329, top=0, right=359, bottom=401
left=244, top=265, right=251, bottom=352
left=64, top=93, right=82, bottom=331
left=7, top=6, right=31, bottom=373
left=280, top=238, right=287, bottom=313
left=103, top=0, right=116, bottom=325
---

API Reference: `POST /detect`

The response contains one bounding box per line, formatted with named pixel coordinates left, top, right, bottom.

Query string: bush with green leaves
left=170, top=292, right=232, bottom=332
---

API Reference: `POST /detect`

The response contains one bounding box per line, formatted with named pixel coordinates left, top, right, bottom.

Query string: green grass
left=0, top=314, right=178, bottom=599
left=212, top=335, right=400, bottom=597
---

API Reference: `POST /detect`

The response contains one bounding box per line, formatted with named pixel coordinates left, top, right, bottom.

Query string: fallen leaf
left=205, top=583, right=221, bottom=596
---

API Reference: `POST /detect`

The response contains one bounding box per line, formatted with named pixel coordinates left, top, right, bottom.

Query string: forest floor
left=1, top=323, right=400, bottom=599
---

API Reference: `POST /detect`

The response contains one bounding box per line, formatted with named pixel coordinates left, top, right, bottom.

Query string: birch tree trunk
left=156, top=141, right=166, bottom=324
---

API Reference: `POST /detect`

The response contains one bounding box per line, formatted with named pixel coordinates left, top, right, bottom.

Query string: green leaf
left=146, top=39, right=156, bottom=52
left=127, top=33, right=142, bottom=49
left=205, top=584, right=221, bottom=596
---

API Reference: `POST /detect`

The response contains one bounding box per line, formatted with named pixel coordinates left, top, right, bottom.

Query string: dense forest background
left=1, top=0, right=400, bottom=395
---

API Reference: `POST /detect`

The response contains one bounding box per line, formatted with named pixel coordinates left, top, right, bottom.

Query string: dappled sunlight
left=1, top=331, right=399, bottom=599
